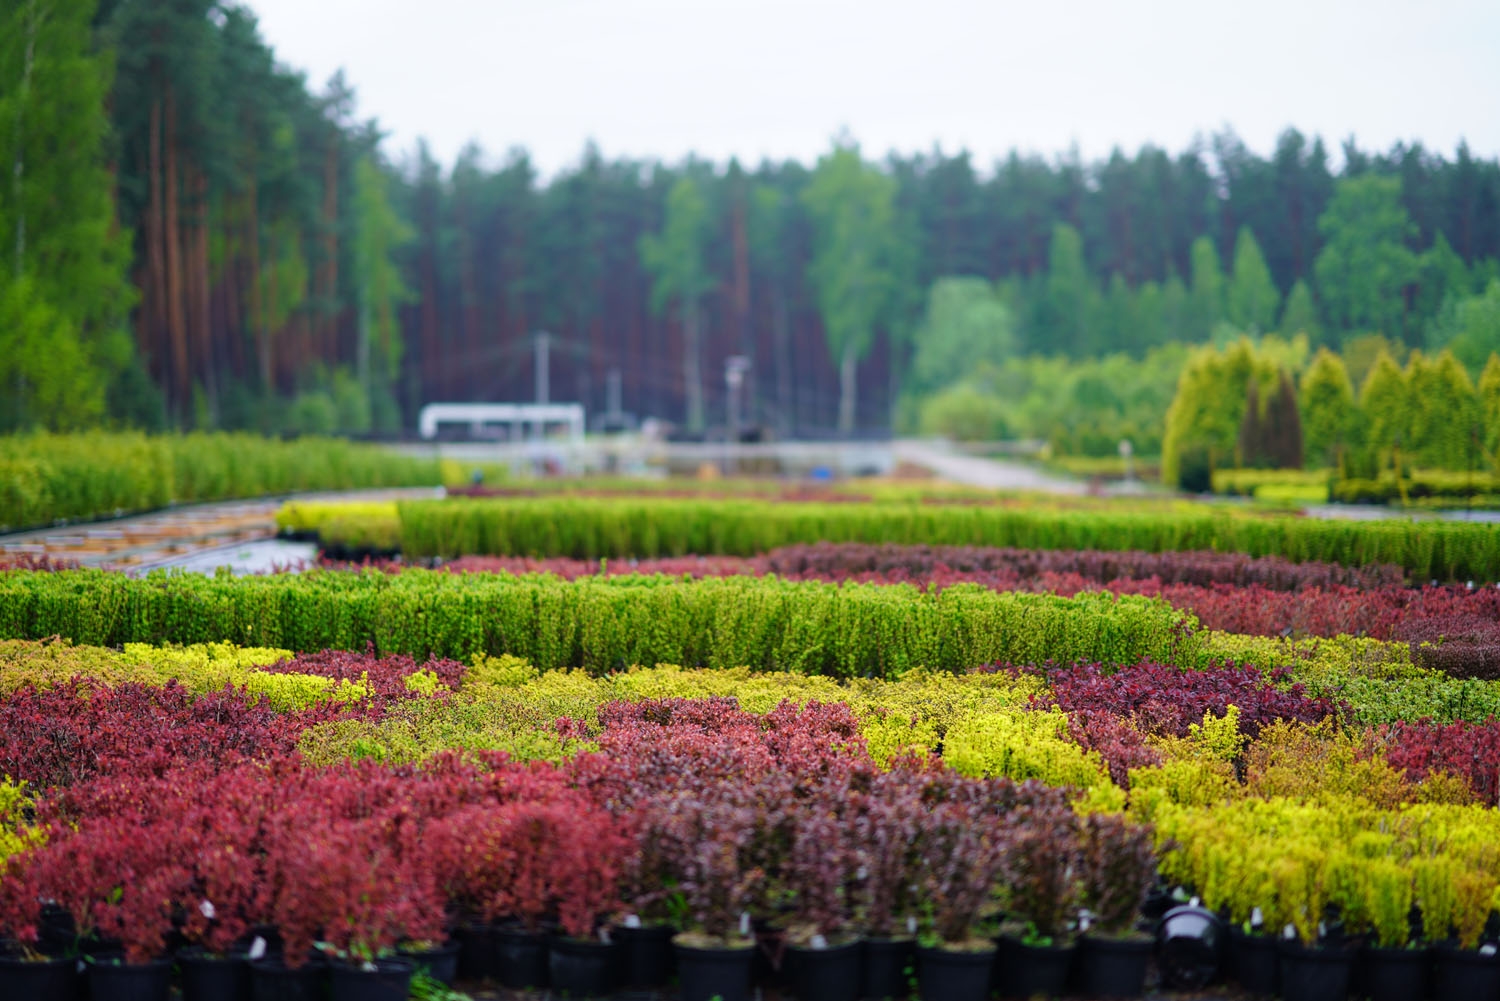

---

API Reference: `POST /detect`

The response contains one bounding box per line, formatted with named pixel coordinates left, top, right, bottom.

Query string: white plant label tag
left=907, top=916, right=917, bottom=936
left=1250, top=907, right=1263, bottom=928
left=810, top=934, right=828, bottom=950
left=249, top=937, right=267, bottom=961
left=622, top=914, right=642, bottom=929
left=199, top=900, right=216, bottom=920
left=1189, top=897, right=1201, bottom=908
left=1484, top=944, right=1498, bottom=957
left=1283, top=924, right=1297, bottom=941
left=739, top=912, right=751, bottom=937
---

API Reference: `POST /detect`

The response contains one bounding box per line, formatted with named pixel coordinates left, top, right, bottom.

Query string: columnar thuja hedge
left=393, top=497, right=1500, bottom=582
left=0, top=569, right=1195, bottom=676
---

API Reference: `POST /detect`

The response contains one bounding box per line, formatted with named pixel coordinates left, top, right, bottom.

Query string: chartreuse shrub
left=299, top=661, right=1047, bottom=768
left=0, top=570, right=1194, bottom=676
left=0, top=638, right=372, bottom=711
left=0, top=778, right=39, bottom=870
left=1154, top=797, right=1500, bottom=947
left=944, top=708, right=1126, bottom=811
left=0, top=432, right=445, bottom=531
left=388, top=494, right=1500, bottom=580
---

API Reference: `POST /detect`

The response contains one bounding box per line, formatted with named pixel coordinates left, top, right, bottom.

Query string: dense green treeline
left=4, top=0, right=1500, bottom=435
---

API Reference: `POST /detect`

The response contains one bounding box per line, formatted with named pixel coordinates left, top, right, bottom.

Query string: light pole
left=725, top=355, right=750, bottom=474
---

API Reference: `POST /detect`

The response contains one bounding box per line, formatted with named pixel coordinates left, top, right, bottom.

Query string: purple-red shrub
left=272, top=647, right=467, bottom=697
left=1373, top=719, right=1500, bottom=804
left=1041, top=661, right=1337, bottom=739
left=0, top=681, right=313, bottom=788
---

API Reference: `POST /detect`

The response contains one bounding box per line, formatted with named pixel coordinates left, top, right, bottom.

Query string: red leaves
left=1043, top=661, right=1336, bottom=740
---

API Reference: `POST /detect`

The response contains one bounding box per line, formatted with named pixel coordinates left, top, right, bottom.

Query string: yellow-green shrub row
left=1151, top=796, right=1500, bottom=947
left=389, top=495, right=1500, bottom=580
left=0, top=639, right=379, bottom=710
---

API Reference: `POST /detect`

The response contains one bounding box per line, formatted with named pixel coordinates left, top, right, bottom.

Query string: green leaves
left=0, top=568, right=1190, bottom=677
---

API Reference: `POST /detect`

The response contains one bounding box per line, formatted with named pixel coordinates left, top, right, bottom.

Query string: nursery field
left=4, top=495, right=1500, bottom=1001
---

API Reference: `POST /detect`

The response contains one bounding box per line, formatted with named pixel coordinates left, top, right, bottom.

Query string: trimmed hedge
left=395, top=496, right=1500, bottom=582
left=0, top=569, right=1197, bottom=677
left=0, top=432, right=445, bottom=531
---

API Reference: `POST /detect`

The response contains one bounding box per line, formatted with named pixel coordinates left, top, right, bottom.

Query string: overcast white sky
left=245, top=0, right=1500, bottom=176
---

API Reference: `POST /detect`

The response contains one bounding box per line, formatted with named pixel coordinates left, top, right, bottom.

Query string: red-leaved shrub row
left=270, top=647, right=468, bottom=699
left=1039, top=661, right=1339, bottom=739
left=0, top=650, right=463, bottom=789
left=1371, top=718, right=1500, bottom=806
left=2, top=698, right=1143, bottom=965
left=759, top=543, right=1406, bottom=591
left=329, top=542, right=1403, bottom=591
left=0, top=681, right=320, bottom=789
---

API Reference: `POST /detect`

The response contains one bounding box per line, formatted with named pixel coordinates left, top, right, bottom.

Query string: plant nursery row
left=277, top=494, right=1500, bottom=580
left=3, top=630, right=1500, bottom=1001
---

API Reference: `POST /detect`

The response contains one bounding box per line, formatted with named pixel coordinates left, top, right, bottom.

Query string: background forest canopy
left=4, top=0, right=1500, bottom=448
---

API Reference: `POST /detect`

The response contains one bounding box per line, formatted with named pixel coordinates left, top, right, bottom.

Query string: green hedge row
left=0, top=569, right=1196, bottom=677
left=396, top=497, right=1500, bottom=582
left=0, top=432, right=443, bottom=531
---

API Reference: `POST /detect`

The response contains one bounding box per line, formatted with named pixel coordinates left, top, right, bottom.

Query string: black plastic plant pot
left=1076, top=935, right=1152, bottom=998
left=0, top=954, right=79, bottom=1001
left=674, top=941, right=754, bottom=1001
left=1355, top=944, right=1429, bottom=1001
left=1156, top=905, right=1223, bottom=990
left=1276, top=940, right=1352, bottom=1001
left=494, top=926, right=549, bottom=990
left=453, top=922, right=496, bottom=981
left=615, top=924, right=676, bottom=988
left=179, top=949, right=251, bottom=1001
left=1227, top=928, right=1277, bottom=995
left=994, top=936, right=1073, bottom=999
left=786, top=940, right=862, bottom=1001
left=1432, top=944, right=1500, bottom=1001
left=860, top=937, right=914, bottom=1001
left=396, top=940, right=460, bottom=986
left=248, top=956, right=328, bottom=1001
left=328, top=957, right=414, bottom=1001
left=85, top=957, right=172, bottom=1001
left=549, top=937, right=616, bottom=998
left=916, top=944, right=994, bottom=1001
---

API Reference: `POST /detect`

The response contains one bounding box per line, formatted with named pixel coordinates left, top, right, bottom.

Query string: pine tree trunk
left=164, top=89, right=189, bottom=421
left=246, top=175, right=270, bottom=395
left=838, top=340, right=857, bottom=434
left=192, top=168, right=216, bottom=421
left=146, top=100, right=168, bottom=388
left=773, top=287, right=792, bottom=437
left=321, top=140, right=339, bottom=365
left=683, top=296, right=703, bottom=432
left=11, top=0, right=36, bottom=278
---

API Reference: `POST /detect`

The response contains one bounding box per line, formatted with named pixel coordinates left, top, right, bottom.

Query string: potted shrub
left=614, top=807, right=683, bottom=990
left=1424, top=861, right=1500, bottom=1001
left=649, top=791, right=762, bottom=1001
left=851, top=772, right=929, bottom=1001
left=174, top=789, right=265, bottom=1001
left=548, top=806, right=631, bottom=999
left=1272, top=845, right=1353, bottom=1001
left=782, top=804, right=862, bottom=1001
left=1351, top=859, right=1427, bottom=1001
left=995, top=805, right=1080, bottom=1000
left=1074, top=813, right=1157, bottom=999
left=913, top=799, right=1007, bottom=1001
left=16, top=816, right=188, bottom=1001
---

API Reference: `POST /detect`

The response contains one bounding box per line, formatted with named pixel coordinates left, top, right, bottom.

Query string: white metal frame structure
left=417, top=402, right=586, bottom=444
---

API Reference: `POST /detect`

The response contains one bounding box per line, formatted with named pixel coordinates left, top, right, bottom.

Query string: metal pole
left=606, top=368, right=622, bottom=421
left=533, top=331, right=550, bottom=406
